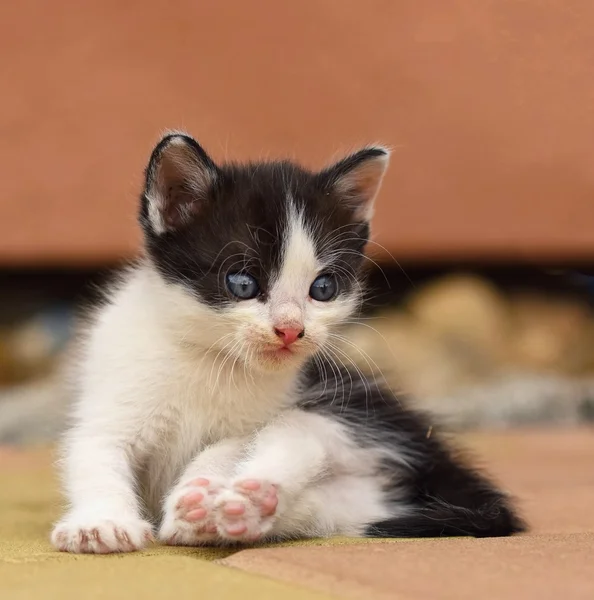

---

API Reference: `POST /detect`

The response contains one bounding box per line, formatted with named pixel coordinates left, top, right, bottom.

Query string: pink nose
left=273, top=326, right=305, bottom=346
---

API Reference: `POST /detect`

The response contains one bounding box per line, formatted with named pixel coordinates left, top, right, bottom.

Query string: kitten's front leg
left=213, top=410, right=331, bottom=543
left=158, top=438, right=246, bottom=546
left=51, top=430, right=152, bottom=554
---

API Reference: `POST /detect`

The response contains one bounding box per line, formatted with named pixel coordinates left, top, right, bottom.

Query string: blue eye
left=309, top=274, right=337, bottom=302
left=226, top=273, right=259, bottom=300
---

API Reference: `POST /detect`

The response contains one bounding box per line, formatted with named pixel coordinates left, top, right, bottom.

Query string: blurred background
left=2, top=0, right=594, bottom=444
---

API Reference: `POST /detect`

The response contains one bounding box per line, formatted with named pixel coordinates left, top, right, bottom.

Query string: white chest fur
left=69, top=268, right=299, bottom=517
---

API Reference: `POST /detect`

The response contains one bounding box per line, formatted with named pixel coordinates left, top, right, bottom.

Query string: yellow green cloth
left=0, top=449, right=392, bottom=599
left=4, top=429, right=594, bottom=599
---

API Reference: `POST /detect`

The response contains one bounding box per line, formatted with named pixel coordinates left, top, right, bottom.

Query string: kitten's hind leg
left=268, top=474, right=395, bottom=540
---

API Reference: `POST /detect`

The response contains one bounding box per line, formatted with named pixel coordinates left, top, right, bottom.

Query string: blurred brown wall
left=1, top=1, right=594, bottom=266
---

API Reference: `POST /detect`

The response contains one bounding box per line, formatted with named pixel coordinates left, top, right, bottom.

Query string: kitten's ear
left=320, top=146, right=390, bottom=221
left=141, top=132, right=218, bottom=234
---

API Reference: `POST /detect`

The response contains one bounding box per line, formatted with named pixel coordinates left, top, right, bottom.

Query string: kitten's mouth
left=258, top=344, right=298, bottom=360
left=261, top=345, right=294, bottom=356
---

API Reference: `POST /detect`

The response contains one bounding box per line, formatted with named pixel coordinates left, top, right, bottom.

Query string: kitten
left=51, top=133, right=524, bottom=553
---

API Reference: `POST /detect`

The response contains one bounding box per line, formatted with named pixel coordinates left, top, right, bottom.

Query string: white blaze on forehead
left=269, top=204, right=319, bottom=323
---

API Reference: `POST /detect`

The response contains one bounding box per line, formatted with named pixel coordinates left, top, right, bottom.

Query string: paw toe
left=159, top=476, right=227, bottom=546
left=51, top=517, right=152, bottom=554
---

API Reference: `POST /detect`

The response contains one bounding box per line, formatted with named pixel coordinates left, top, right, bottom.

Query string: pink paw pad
left=176, top=484, right=210, bottom=522
left=185, top=508, right=207, bottom=522
left=159, top=476, right=224, bottom=546
left=222, top=502, right=246, bottom=516
left=214, top=479, right=279, bottom=542
left=237, top=480, right=278, bottom=517
left=225, top=522, right=248, bottom=536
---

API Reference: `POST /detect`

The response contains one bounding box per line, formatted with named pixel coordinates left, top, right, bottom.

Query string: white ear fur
left=143, top=133, right=218, bottom=234
left=323, top=147, right=390, bottom=221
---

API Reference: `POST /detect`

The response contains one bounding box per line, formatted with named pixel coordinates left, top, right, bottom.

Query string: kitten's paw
left=159, top=476, right=225, bottom=545
left=51, top=514, right=153, bottom=554
left=214, top=479, right=278, bottom=543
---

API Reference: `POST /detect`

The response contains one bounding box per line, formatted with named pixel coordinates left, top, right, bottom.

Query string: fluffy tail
left=368, top=434, right=526, bottom=538
left=368, top=496, right=525, bottom=538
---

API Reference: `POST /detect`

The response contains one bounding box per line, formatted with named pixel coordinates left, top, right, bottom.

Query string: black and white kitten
left=51, top=133, right=525, bottom=553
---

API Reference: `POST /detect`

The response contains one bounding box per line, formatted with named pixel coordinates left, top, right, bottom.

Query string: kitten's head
left=140, top=132, right=389, bottom=373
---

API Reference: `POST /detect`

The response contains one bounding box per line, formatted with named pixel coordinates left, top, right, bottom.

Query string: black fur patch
left=139, top=135, right=375, bottom=307
left=300, top=359, right=527, bottom=538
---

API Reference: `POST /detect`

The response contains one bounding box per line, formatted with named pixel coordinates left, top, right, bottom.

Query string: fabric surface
left=0, top=448, right=331, bottom=599
left=1, top=429, right=593, bottom=599
left=222, top=533, right=594, bottom=600
left=222, top=429, right=594, bottom=599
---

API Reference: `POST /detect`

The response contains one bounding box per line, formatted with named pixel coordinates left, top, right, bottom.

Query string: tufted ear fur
left=140, top=132, right=218, bottom=234
left=320, top=146, right=390, bottom=221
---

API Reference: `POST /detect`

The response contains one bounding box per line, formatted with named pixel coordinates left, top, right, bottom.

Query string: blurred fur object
left=0, top=310, right=70, bottom=444
left=0, top=368, right=68, bottom=444
left=344, top=275, right=594, bottom=428
left=0, top=321, right=54, bottom=385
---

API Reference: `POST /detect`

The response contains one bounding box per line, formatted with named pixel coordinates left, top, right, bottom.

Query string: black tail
left=368, top=497, right=525, bottom=538
left=368, top=439, right=527, bottom=538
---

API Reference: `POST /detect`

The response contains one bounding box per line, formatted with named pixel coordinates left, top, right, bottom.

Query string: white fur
left=52, top=203, right=397, bottom=553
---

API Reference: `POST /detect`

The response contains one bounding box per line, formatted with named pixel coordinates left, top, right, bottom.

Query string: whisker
left=318, top=347, right=343, bottom=409
left=324, top=341, right=372, bottom=416
left=365, top=238, right=415, bottom=290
